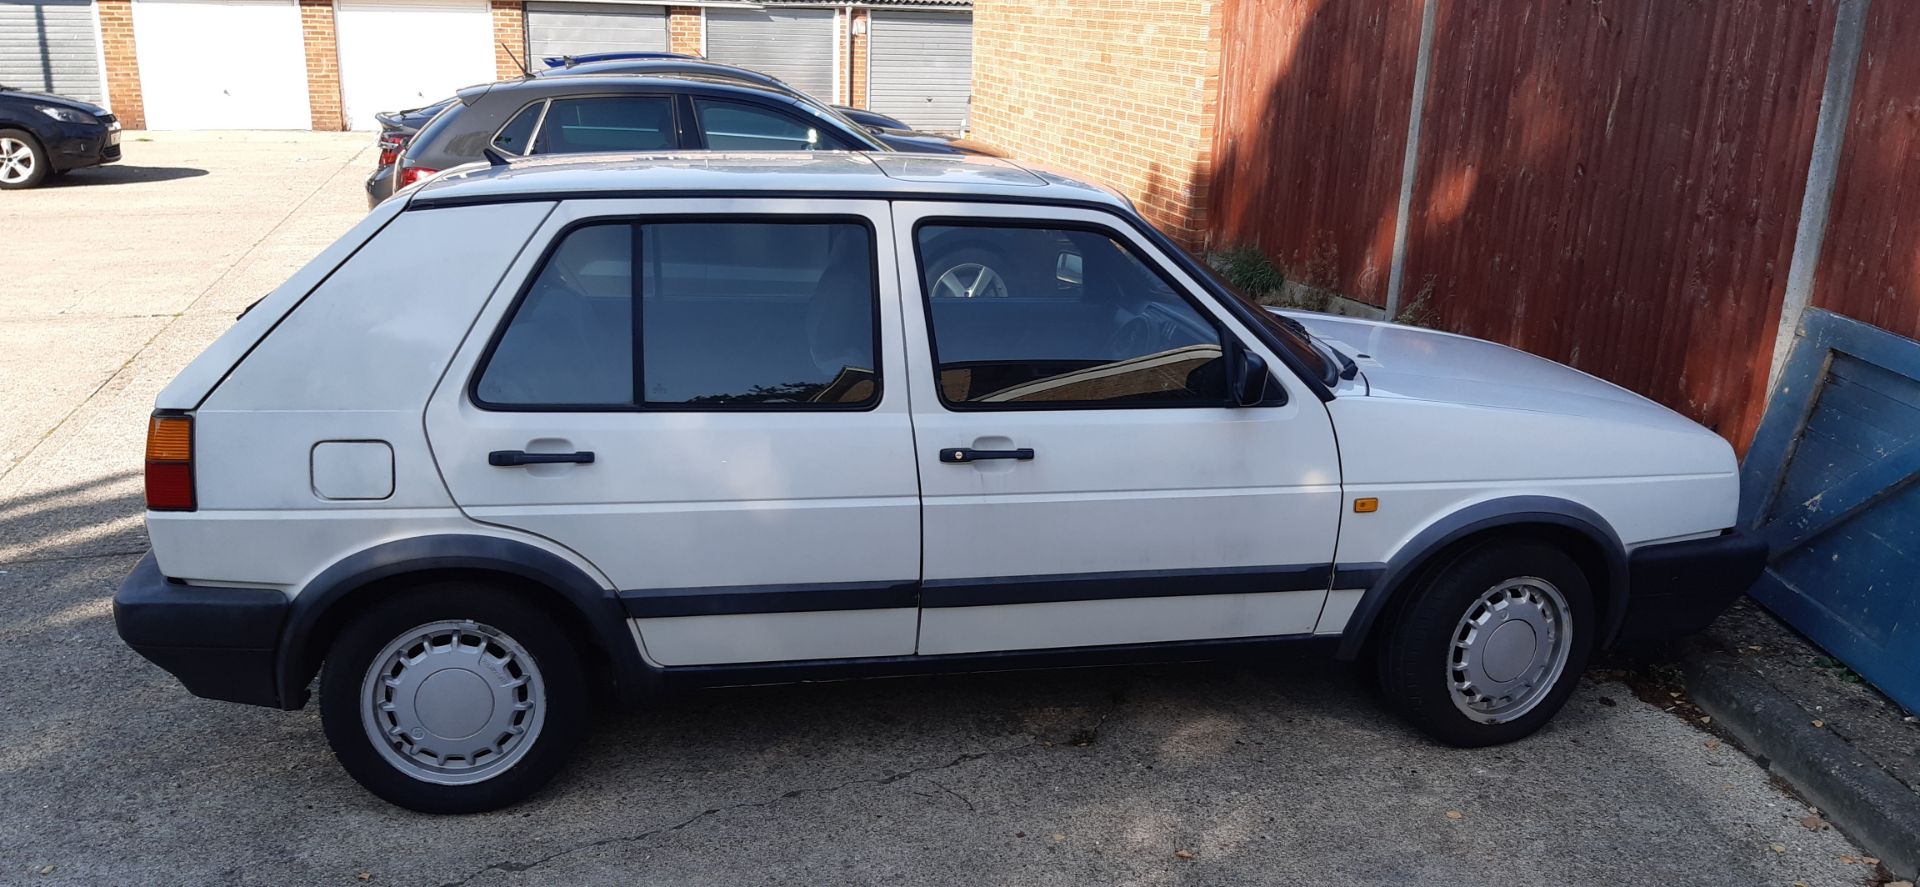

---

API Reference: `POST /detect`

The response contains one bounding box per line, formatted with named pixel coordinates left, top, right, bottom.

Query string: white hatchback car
left=115, top=153, right=1764, bottom=812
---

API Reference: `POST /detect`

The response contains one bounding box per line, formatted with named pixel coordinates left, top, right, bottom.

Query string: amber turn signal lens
left=146, top=416, right=192, bottom=462
left=1353, top=497, right=1379, bottom=513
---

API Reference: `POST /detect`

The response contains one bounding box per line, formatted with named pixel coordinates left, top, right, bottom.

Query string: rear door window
left=534, top=96, right=678, bottom=153
left=475, top=219, right=879, bottom=409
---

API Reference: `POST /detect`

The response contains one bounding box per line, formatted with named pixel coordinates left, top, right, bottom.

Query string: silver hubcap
left=0, top=138, right=34, bottom=183
left=932, top=262, right=1008, bottom=299
left=360, top=620, right=546, bottom=785
left=1447, top=577, right=1572, bottom=723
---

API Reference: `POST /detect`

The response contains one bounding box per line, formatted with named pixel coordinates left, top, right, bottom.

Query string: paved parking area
left=0, top=133, right=1883, bottom=886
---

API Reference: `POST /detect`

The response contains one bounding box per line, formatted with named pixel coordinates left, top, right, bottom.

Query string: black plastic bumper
left=112, top=552, right=290, bottom=708
left=1613, top=531, right=1767, bottom=644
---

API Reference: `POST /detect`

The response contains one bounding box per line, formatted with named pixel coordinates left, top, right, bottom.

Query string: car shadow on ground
left=42, top=165, right=210, bottom=187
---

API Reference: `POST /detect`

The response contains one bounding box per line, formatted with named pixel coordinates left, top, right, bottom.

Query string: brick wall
left=969, top=0, right=1224, bottom=245
left=669, top=7, right=703, bottom=57
left=849, top=8, right=869, bottom=107
left=96, top=0, right=144, bottom=129
left=492, top=0, right=527, bottom=79
left=298, top=0, right=344, bottom=130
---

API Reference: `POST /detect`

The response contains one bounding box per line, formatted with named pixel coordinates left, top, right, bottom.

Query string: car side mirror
left=1232, top=349, right=1270, bottom=407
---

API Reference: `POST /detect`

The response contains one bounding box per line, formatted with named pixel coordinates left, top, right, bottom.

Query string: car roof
left=463, top=72, right=794, bottom=102
left=408, top=152, right=1133, bottom=211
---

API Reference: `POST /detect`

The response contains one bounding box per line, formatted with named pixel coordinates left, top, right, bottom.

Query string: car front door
left=893, top=202, right=1345, bottom=655
left=426, top=198, right=920, bottom=666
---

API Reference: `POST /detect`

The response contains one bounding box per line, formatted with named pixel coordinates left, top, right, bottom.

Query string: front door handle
left=939, top=447, right=1034, bottom=464
left=489, top=450, right=595, bottom=467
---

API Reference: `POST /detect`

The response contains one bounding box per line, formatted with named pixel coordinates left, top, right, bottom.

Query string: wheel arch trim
left=274, top=534, right=651, bottom=709
left=1334, top=496, right=1629, bottom=660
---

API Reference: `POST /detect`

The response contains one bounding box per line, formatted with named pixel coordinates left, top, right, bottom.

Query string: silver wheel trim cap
left=359, top=619, right=548, bottom=786
left=1446, top=577, right=1573, bottom=724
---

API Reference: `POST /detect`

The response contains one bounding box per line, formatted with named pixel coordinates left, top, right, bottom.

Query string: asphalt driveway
left=0, top=133, right=1883, bottom=887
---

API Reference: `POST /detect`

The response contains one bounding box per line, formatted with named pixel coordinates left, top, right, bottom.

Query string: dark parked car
left=0, top=85, right=120, bottom=190
left=362, top=58, right=953, bottom=205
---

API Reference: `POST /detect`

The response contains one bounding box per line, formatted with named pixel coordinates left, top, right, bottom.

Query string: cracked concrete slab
left=0, top=133, right=1884, bottom=887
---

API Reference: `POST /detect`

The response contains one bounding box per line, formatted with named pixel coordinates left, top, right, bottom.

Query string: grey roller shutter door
left=525, top=2, right=668, bottom=62
left=0, top=0, right=104, bottom=105
left=704, top=7, right=834, bottom=102
left=868, top=10, right=970, bottom=133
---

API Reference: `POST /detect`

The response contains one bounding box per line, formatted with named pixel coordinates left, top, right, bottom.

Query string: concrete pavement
left=0, top=133, right=1885, bottom=886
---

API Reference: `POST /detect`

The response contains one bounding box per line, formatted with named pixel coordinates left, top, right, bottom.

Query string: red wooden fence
left=1207, top=0, right=1886, bottom=450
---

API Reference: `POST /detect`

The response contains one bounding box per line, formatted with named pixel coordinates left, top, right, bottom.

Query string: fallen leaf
left=1811, top=720, right=1825, bottom=728
left=1445, top=810, right=1464, bottom=821
left=1174, top=850, right=1195, bottom=861
left=1699, top=716, right=1712, bottom=725
left=1669, top=691, right=1682, bottom=698
left=1748, top=645, right=1764, bottom=651
left=1800, top=815, right=1826, bottom=830
left=1838, top=855, right=1855, bottom=864
left=1051, top=834, right=1065, bottom=843
left=1862, top=857, right=1881, bottom=865
left=37, top=866, right=54, bottom=876
left=1704, top=739, right=1721, bottom=750
left=1769, top=843, right=1787, bottom=853
left=1887, top=882, right=1913, bottom=887
left=1015, top=832, right=1025, bottom=838
left=357, top=875, right=373, bottom=883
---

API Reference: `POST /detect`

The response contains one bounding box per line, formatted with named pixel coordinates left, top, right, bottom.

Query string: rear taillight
left=377, top=133, right=409, bottom=167
left=145, top=413, right=195, bottom=512
left=399, top=166, right=439, bottom=187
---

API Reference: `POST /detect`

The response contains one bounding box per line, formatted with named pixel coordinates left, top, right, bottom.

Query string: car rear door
left=425, top=197, right=920, bottom=666
left=893, top=201, right=1345, bottom=655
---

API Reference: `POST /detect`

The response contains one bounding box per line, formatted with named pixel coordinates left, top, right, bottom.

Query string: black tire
left=319, top=583, right=588, bottom=813
left=1377, top=540, right=1595, bottom=747
left=0, top=129, right=49, bottom=190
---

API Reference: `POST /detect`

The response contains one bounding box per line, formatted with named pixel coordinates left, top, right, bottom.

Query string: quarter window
left=695, top=99, right=839, bottom=151
left=492, top=102, right=543, bottom=155
left=916, top=224, right=1229, bottom=408
left=476, top=220, right=879, bottom=409
left=534, top=96, right=676, bottom=153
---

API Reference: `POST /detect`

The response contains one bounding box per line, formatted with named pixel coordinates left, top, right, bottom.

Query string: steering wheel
left=1105, top=315, right=1159, bottom=358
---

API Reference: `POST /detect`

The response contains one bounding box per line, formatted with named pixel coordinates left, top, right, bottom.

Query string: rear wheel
left=319, top=583, right=587, bottom=813
left=0, top=131, right=48, bottom=190
left=1377, top=540, right=1594, bottom=746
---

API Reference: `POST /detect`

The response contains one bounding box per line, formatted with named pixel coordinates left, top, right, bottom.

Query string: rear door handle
left=489, top=450, right=595, bottom=467
left=939, top=447, right=1034, bottom=464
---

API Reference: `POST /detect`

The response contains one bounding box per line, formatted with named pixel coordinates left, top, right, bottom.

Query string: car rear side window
left=915, top=223, right=1230, bottom=409
left=475, top=220, right=879, bottom=410
left=492, top=102, right=544, bottom=155
left=694, top=99, right=844, bottom=151
left=534, top=96, right=676, bottom=153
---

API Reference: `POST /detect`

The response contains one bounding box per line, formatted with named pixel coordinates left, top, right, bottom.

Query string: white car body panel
left=422, top=198, right=922, bottom=665
left=893, top=202, right=1344, bottom=654
left=133, top=154, right=1749, bottom=686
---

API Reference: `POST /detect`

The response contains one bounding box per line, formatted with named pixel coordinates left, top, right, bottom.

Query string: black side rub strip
left=620, top=581, right=919, bottom=618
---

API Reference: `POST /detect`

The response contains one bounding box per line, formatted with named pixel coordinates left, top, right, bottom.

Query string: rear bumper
left=112, top=552, right=289, bottom=708
left=1614, top=531, right=1767, bottom=644
left=366, top=165, right=394, bottom=208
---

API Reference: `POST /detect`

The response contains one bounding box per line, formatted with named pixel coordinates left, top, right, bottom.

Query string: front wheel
left=0, top=130, right=48, bottom=190
left=1377, top=540, right=1595, bottom=747
left=319, top=583, right=588, bottom=813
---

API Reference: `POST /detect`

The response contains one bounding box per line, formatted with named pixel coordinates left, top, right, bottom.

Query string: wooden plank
left=1759, top=435, right=1920, bottom=554
left=1402, top=0, right=1836, bottom=451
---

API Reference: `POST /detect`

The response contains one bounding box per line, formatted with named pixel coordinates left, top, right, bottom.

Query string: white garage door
left=132, top=0, right=309, bottom=129
left=526, top=2, right=667, bottom=64
left=0, top=0, right=104, bottom=105
left=704, top=7, right=834, bottom=102
left=336, top=0, right=494, bottom=130
left=869, top=10, right=970, bottom=133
